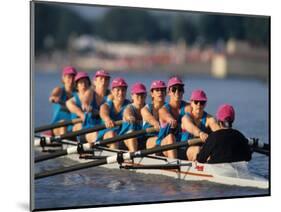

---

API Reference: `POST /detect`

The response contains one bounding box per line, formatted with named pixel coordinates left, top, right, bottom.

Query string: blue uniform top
left=95, top=99, right=131, bottom=141
left=83, top=92, right=110, bottom=128
left=51, top=87, right=73, bottom=124
left=156, top=101, right=188, bottom=145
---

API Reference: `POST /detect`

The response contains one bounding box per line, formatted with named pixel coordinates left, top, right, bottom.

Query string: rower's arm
left=207, top=115, right=220, bottom=131
left=100, top=103, right=111, bottom=122
left=123, top=106, right=136, bottom=123
left=82, top=88, right=94, bottom=112
left=49, top=86, right=62, bottom=103
left=100, top=103, right=115, bottom=128
left=141, top=107, right=159, bottom=127
left=159, top=107, right=173, bottom=123
left=182, top=115, right=202, bottom=137
left=66, top=97, right=85, bottom=120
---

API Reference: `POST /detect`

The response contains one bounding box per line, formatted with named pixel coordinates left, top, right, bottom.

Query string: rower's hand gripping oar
left=34, top=127, right=157, bottom=163
left=35, top=118, right=82, bottom=133
left=35, top=138, right=201, bottom=179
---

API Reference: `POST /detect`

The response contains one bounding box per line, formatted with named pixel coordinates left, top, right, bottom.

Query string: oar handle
left=52, top=120, right=123, bottom=142
left=35, top=118, right=82, bottom=133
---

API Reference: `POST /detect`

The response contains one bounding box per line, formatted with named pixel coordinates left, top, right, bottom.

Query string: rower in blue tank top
left=66, top=71, right=91, bottom=132
left=120, top=83, right=147, bottom=152
left=82, top=70, right=113, bottom=143
left=157, top=76, right=191, bottom=159
left=49, top=66, right=77, bottom=136
left=142, top=80, right=167, bottom=150
left=181, top=89, right=220, bottom=161
left=94, top=77, right=130, bottom=149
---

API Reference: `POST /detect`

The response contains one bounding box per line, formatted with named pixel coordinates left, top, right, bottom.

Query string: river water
left=33, top=71, right=269, bottom=210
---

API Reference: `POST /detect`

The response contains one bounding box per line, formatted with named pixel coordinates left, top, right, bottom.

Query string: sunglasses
left=170, top=86, right=184, bottom=93
left=193, top=100, right=206, bottom=106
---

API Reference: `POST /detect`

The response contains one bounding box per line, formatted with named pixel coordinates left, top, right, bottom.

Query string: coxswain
left=196, top=104, right=252, bottom=163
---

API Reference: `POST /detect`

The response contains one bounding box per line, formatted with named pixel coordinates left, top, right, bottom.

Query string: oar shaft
left=35, top=118, right=82, bottom=133
left=52, top=120, right=123, bottom=142
left=35, top=158, right=107, bottom=179
left=95, top=127, right=157, bottom=146
left=35, top=150, right=68, bottom=163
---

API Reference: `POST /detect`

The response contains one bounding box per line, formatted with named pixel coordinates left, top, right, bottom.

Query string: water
left=33, top=71, right=269, bottom=210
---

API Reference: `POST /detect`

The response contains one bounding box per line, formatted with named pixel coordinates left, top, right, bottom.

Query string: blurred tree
left=172, top=14, right=198, bottom=44
left=35, top=3, right=92, bottom=55
left=243, top=17, right=269, bottom=46
left=98, top=8, right=161, bottom=42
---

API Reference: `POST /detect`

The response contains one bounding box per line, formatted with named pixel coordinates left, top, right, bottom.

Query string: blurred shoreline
left=35, top=39, right=269, bottom=83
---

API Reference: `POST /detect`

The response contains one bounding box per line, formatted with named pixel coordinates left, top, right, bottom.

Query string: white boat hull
left=34, top=137, right=269, bottom=189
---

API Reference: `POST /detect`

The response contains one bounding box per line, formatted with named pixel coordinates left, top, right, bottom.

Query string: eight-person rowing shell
left=42, top=73, right=267, bottom=164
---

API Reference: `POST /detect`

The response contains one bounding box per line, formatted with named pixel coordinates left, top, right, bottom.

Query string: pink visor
left=74, top=71, right=90, bottom=82
left=94, top=69, right=110, bottom=79
left=216, top=104, right=235, bottom=122
left=150, top=80, right=166, bottom=90
left=111, top=77, right=128, bottom=89
left=131, top=83, right=147, bottom=94
left=167, top=76, right=184, bottom=88
left=190, top=89, right=207, bottom=101
left=62, top=66, right=77, bottom=76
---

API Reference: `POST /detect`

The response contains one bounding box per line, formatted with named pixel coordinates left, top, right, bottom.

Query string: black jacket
left=196, top=128, right=252, bottom=164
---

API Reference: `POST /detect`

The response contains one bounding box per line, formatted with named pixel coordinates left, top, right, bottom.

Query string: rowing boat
left=34, top=136, right=268, bottom=189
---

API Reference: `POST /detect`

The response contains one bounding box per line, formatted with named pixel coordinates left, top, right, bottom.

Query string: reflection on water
left=34, top=71, right=269, bottom=209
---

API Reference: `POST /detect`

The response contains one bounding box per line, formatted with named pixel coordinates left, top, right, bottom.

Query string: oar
left=35, top=138, right=201, bottom=179
left=248, top=138, right=269, bottom=156
left=35, top=118, right=82, bottom=133
left=34, top=127, right=156, bottom=163
left=35, top=120, right=123, bottom=146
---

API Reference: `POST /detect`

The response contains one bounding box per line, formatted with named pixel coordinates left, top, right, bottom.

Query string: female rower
left=182, top=89, right=220, bottom=161
left=157, top=76, right=191, bottom=158
left=142, top=80, right=167, bottom=149
left=196, top=104, right=252, bottom=163
left=121, top=83, right=147, bottom=152
left=82, top=70, right=112, bottom=143
left=66, top=71, right=91, bottom=132
left=97, top=77, right=131, bottom=149
left=49, top=66, right=77, bottom=135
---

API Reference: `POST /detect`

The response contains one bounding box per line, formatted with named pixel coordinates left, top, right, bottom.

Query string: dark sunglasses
left=171, top=86, right=184, bottom=93
left=193, top=100, right=206, bottom=106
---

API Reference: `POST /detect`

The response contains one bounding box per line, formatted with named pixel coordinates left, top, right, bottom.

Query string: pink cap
left=190, top=89, right=208, bottom=101
left=111, top=77, right=128, bottom=89
left=150, top=80, right=166, bottom=90
left=62, top=66, right=77, bottom=76
left=216, top=104, right=235, bottom=122
left=74, top=71, right=90, bottom=82
left=131, top=83, right=147, bottom=94
left=167, top=76, right=184, bottom=88
left=94, top=69, right=110, bottom=79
